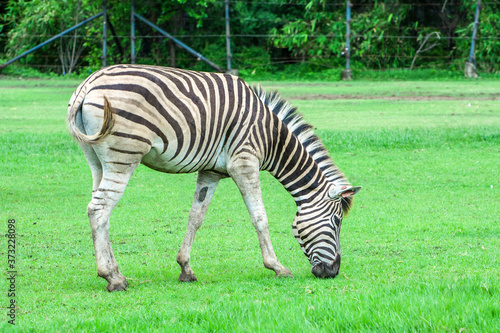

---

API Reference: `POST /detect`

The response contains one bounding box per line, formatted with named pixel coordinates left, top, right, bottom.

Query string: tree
left=270, top=0, right=345, bottom=66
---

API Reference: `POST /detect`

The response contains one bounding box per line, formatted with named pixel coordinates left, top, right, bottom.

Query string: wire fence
left=1, top=1, right=499, bottom=76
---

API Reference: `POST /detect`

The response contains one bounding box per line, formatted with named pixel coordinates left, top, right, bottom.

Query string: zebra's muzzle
left=311, top=253, right=341, bottom=278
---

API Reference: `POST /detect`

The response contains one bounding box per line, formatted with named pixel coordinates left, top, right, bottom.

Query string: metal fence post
left=131, top=1, right=136, bottom=64
left=341, top=1, right=353, bottom=80
left=102, top=0, right=108, bottom=67
left=225, top=0, right=235, bottom=74
left=465, top=1, right=481, bottom=77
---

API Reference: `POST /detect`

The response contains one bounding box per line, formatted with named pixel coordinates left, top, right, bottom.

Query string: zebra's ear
left=328, top=185, right=362, bottom=200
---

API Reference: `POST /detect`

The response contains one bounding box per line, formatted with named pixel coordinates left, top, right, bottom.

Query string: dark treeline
left=0, top=0, right=499, bottom=75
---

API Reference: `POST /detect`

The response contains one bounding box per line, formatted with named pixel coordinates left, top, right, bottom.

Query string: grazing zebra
left=67, top=64, right=361, bottom=291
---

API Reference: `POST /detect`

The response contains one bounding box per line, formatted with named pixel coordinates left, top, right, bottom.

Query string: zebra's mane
left=252, top=85, right=353, bottom=212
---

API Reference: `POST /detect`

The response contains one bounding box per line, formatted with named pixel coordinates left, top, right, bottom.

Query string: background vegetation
left=1, top=0, right=500, bottom=77
left=0, top=78, right=499, bottom=331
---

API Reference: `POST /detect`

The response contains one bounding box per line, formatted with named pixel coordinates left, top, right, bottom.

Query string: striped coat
left=68, top=65, right=360, bottom=291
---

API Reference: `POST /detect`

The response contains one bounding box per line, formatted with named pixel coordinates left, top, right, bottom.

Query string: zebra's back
left=69, top=65, right=267, bottom=174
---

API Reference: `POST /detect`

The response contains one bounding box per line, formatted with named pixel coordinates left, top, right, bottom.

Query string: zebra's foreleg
left=177, top=171, right=222, bottom=282
left=228, top=154, right=293, bottom=278
left=87, top=165, right=138, bottom=292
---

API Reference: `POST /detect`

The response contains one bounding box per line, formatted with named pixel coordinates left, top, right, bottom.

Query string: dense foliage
left=0, top=0, right=499, bottom=76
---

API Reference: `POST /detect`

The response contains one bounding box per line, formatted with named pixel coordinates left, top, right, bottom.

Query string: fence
left=0, top=1, right=499, bottom=78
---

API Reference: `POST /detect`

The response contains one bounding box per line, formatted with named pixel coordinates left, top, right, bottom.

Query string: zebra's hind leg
left=228, top=154, right=293, bottom=278
left=177, top=171, right=222, bottom=282
left=79, top=142, right=103, bottom=197
left=86, top=155, right=140, bottom=292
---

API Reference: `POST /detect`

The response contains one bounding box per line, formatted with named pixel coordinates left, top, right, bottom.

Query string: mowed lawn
left=0, top=77, right=499, bottom=332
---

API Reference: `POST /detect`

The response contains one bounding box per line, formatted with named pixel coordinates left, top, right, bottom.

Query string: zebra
left=67, top=64, right=361, bottom=292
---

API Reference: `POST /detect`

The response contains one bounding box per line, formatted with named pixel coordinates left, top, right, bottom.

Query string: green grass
left=0, top=78, right=499, bottom=332
left=261, top=80, right=500, bottom=98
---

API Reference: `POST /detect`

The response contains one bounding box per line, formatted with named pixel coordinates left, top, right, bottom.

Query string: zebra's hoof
left=276, top=269, right=293, bottom=278
left=106, top=279, right=128, bottom=292
left=179, top=272, right=198, bottom=282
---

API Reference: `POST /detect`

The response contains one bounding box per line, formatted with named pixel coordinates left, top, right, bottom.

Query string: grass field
left=0, top=76, right=499, bottom=332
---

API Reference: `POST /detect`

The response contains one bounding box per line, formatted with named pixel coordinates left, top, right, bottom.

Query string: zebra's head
left=293, top=184, right=361, bottom=278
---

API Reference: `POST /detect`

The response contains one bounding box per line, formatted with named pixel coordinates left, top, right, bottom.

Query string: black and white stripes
left=68, top=65, right=360, bottom=289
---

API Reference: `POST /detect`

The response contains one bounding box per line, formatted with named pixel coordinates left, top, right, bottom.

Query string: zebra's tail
left=67, top=93, right=115, bottom=144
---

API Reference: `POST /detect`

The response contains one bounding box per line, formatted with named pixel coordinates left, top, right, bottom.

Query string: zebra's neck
left=254, top=86, right=351, bottom=208
left=262, top=116, right=328, bottom=205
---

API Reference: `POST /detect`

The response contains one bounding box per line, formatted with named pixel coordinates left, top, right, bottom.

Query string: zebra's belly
left=140, top=141, right=228, bottom=174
